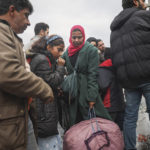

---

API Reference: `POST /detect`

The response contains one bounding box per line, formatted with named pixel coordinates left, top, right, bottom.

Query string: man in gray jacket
left=0, top=0, right=53, bottom=150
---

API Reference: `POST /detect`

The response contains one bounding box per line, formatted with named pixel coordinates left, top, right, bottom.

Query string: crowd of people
left=0, top=0, right=149, bottom=150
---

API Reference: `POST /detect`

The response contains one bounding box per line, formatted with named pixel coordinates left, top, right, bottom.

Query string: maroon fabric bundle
left=63, top=117, right=124, bottom=150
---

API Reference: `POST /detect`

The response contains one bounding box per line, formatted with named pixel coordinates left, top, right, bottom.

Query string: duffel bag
left=63, top=108, right=124, bottom=150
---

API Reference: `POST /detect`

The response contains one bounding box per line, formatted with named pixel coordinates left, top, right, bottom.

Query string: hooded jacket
left=110, top=7, right=150, bottom=88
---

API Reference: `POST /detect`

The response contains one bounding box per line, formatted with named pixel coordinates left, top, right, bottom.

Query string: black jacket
left=27, top=50, right=65, bottom=137
left=110, top=8, right=150, bottom=88
left=98, top=59, right=125, bottom=112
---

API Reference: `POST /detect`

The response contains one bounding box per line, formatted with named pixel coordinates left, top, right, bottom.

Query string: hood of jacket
left=110, top=7, right=139, bottom=31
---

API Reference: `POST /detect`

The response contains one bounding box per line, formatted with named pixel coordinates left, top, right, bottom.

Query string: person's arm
left=0, top=28, right=53, bottom=102
left=87, top=47, right=99, bottom=107
left=31, top=55, right=65, bottom=89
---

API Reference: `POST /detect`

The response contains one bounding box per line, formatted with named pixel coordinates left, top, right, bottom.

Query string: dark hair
left=122, top=0, right=137, bottom=9
left=31, top=35, right=64, bottom=53
left=86, top=37, right=97, bottom=45
left=72, top=28, right=81, bottom=32
left=47, top=35, right=64, bottom=47
left=0, top=0, right=33, bottom=15
left=34, top=22, right=49, bottom=35
left=31, top=36, right=47, bottom=53
left=104, top=47, right=111, bottom=60
left=97, top=39, right=102, bottom=43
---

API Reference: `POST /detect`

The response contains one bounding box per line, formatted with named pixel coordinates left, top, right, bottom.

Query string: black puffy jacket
left=27, top=50, right=65, bottom=137
left=110, top=8, right=150, bottom=88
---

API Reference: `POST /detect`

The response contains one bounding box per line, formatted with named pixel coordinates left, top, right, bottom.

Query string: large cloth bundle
left=63, top=113, right=124, bottom=150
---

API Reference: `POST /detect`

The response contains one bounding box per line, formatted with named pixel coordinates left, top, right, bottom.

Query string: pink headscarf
left=68, top=25, right=85, bottom=56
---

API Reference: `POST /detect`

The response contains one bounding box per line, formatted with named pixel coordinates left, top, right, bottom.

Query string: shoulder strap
left=74, top=56, right=79, bottom=71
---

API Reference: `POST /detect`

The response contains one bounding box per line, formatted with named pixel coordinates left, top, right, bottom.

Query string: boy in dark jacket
left=98, top=48, right=125, bottom=131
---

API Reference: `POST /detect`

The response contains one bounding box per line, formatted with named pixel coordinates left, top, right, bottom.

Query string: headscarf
left=68, top=25, right=85, bottom=56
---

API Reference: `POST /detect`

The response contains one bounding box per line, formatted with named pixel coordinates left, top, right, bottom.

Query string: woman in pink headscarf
left=62, top=25, right=111, bottom=128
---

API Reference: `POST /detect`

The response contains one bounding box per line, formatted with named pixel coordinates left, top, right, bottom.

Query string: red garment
left=27, top=57, right=32, bottom=64
left=28, top=97, right=32, bottom=110
left=46, top=57, right=52, bottom=67
left=100, top=59, right=112, bottom=108
left=68, top=25, right=85, bottom=56
left=99, top=59, right=112, bottom=67
left=103, top=88, right=111, bottom=108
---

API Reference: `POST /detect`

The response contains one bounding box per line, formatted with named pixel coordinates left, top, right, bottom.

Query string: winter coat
left=62, top=41, right=111, bottom=126
left=27, top=50, right=65, bottom=137
left=98, top=59, right=125, bottom=112
left=110, top=8, right=150, bottom=88
left=0, top=20, right=53, bottom=150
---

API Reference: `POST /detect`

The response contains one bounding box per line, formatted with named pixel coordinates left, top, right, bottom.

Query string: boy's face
left=97, top=41, right=105, bottom=52
left=39, top=28, right=49, bottom=37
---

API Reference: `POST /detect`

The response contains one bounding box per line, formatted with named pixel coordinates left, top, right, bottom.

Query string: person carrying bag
left=61, top=25, right=111, bottom=128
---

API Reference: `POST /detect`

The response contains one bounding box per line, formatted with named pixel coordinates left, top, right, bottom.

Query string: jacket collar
left=0, top=19, right=23, bottom=43
left=0, top=19, right=10, bottom=26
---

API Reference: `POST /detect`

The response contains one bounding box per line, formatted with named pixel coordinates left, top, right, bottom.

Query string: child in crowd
left=26, top=35, right=65, bottom=150
left=98, top=48, right=125, bottom=130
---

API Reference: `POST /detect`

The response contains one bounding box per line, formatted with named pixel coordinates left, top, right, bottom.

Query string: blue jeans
left=124, top=83, right=150, bottom=150
left=27, top=116, right=39, bottom=150
left=38, top=134, right=63, bottom=150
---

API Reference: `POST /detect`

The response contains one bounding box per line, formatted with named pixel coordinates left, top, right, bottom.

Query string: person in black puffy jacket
left=26, top=35, right=65, bottom=150
left=98, top=49, right=125, bottom=131
left=110, top=0, right=150, bottom=150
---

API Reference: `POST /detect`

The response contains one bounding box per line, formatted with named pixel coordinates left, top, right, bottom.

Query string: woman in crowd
left=26, top=35, right=65, bottom=150
left=61, top=25, right=111, bottom=127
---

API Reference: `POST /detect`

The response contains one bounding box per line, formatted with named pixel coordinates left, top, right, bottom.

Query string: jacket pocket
left=0, top=104, right=26, bottom=149
left=0, top=117, right=25, bottom=149
left=0, top=104, right=25, bottom=120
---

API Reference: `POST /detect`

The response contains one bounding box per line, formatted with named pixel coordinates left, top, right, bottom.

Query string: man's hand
left=89, top=101, right=96, bottom=109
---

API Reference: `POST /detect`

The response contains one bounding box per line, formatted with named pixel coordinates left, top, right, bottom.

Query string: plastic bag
left=136, top=99, right=150, bottom=150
